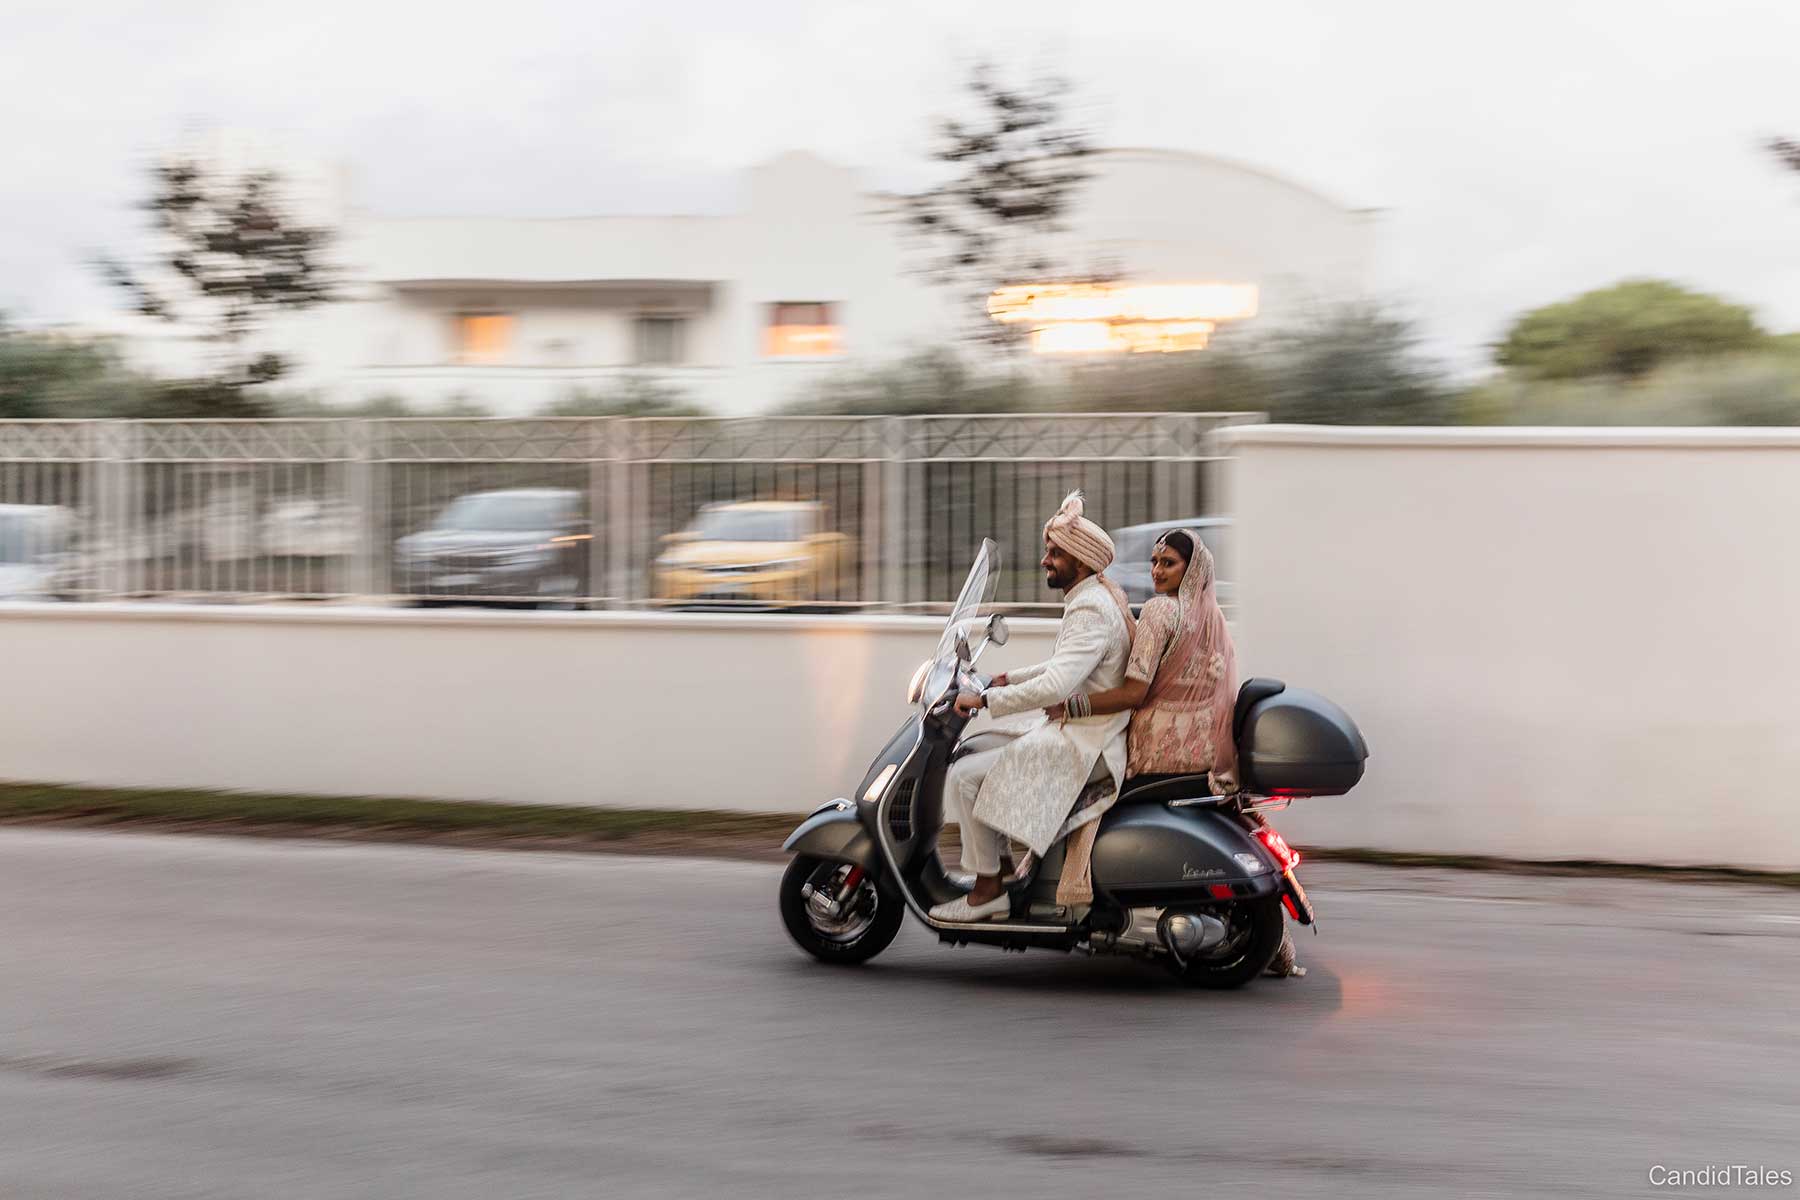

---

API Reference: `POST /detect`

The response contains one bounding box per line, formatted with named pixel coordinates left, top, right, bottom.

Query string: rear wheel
left=780, top=855, right=903, bottom=965
left=1166, top=896, right=1286, bottom=989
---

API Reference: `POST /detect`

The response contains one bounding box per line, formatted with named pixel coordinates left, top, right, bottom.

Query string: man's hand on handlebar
left=953, top=692, right=985, bottom=718
left=989, top=672, right=1009, bottom=688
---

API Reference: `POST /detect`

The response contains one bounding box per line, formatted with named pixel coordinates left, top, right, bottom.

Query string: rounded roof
left=1082, top=147, right=1369, bottom=214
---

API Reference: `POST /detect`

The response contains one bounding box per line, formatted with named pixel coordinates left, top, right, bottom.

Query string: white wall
left=361, top=215, right=732, bottom=285
left=0, top=606, right=1057, bottom=814
left=13, top=417, right=1800, bottom=875
left=294, top=285, right=731, bottom=411
left=1225, top=425, right=1800, bottom=870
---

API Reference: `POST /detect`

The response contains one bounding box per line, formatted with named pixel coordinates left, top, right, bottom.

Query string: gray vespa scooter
left=779, top=540, right=1367, bottom=989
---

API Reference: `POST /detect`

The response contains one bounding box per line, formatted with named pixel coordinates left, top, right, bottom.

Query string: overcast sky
left=7, top=0, right=1799, bottom=372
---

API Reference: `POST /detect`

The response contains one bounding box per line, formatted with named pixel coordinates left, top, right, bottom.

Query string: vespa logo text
left=1182, top=863, right=1225, bottom=880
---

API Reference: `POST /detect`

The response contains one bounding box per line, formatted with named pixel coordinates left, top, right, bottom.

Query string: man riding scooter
left=931, top=491, right=1137, bottom=921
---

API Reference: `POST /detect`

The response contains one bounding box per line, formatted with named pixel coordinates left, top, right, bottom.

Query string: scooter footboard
left=782, top=804, right=881, bottom=871
left=1091, top=804, right=1282, bottom=906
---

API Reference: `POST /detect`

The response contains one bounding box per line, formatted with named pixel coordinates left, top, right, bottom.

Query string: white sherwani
left=953, top=574, right=1132, bottom=857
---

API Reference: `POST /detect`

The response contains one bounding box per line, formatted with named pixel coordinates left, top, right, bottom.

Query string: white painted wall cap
left=0, top=603, right=1065, bottom=637
left=1220, top=424, right=1800, bottom=450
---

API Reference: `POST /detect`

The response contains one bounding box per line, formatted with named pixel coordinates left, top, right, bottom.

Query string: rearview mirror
left=985, top=614, right=1009, bottom=647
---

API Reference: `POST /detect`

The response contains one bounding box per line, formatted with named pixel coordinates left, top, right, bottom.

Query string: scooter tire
left=1167, top=896, right=1287, bottom=989
left=780, top=855, right=904, bottom=966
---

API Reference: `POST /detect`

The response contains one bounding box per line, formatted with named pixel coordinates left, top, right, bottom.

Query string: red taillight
left=1254, top=826, right=1301, bottom=872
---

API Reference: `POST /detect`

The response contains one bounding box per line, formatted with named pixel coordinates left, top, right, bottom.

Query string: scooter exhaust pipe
left=1160, top=912, right=1229, bottom=962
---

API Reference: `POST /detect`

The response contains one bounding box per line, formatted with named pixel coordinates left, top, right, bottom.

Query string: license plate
left=434, top=574, right=479, bottom=587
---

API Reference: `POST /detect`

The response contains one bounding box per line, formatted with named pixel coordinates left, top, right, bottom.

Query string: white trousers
left=944, top=739, right=1114, bottom=877
left=943, top=745, right=1010, bottom=876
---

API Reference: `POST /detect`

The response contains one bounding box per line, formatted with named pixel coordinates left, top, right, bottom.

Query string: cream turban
left=1043, top=490, right=1115, bottom=574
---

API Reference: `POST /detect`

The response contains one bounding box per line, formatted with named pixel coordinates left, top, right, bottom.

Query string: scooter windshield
left=933, top=538, right=1000, bottom=669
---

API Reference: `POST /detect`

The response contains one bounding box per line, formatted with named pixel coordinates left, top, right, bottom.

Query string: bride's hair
left=1155, top=530, right=1194, bottom=563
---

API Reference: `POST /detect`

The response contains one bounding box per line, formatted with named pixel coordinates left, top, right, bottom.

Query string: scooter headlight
left=906, top=658, right=932, bottom=704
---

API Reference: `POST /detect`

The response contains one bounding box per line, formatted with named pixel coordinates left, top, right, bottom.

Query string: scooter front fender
left=782, top=803, right=880, bottom=871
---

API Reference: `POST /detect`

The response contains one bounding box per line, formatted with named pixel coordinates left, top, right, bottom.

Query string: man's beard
left=1045, top=565, right=1079, bottom=591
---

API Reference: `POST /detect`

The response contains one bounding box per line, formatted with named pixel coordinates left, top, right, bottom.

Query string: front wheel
left=780, top=855, right=903, bottom=965
left=1166, top=896, right=1286, bottom=989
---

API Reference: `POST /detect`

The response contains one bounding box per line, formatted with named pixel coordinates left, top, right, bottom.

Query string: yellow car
left=654, top=501, right=855, bottom=607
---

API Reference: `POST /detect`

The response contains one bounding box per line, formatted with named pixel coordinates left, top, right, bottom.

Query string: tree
left=1250, top=304, right=1453, bottom=424
left=541, top=375, right=706, bottom=417
left=0, top=318, right=153, bottom=418
left=98, top=157, right=336, bottom=414
left=268, top=393, right=498, bottom=419
left=1457, top=355, right=1800, bottom=427
left=903, top=61, right=1095, bottom=345
left=1050, top=303, right=1450, bottom=423
left=782, top=347, right=1034, bottom=415
left=1767, top=136, right=1800, bottom=175
left=1495, top=279, right=1766, bottom=380
left=783, top=304, right=1450, bottom=424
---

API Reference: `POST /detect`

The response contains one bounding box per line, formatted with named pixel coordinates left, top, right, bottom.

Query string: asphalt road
left=0, top=829, right=1795, bottom=1199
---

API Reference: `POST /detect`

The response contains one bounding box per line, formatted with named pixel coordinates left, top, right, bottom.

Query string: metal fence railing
left=0, top=413, right=1260, bottom=612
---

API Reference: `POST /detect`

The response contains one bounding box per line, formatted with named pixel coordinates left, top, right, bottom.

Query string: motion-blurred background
left=2, top=7, right=1799, bottom=1197
left=4, top=0, right=1800, bottom=847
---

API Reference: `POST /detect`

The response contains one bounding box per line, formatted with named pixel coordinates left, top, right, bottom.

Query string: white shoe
left=928, top=894, right=1011, bottom=922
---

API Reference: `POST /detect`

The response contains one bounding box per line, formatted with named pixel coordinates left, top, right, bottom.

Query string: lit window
left=635, top=315, right=687, bottom=366
left=764, top=302, right=841, bottom=357
left=452, top=313, right=514, bottom=365
left=989, top=282, right=1257, bottom=355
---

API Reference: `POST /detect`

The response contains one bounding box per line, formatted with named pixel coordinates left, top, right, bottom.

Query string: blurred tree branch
left=96, top=158, right=337, bottom=413
left=1766, top=136, right=1800, bottom=175
left=902, top=61, right=1097, bottom=346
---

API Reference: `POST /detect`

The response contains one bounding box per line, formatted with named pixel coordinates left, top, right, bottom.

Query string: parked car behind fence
left=394, top=488, right=592, bottom=608
left=1105, top=517, right=1233, bottom=613
left=654, top=500, right=854, bottom=609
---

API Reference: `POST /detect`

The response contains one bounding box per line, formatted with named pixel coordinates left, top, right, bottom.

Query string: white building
left=272, top=149, right=1381, bottom=416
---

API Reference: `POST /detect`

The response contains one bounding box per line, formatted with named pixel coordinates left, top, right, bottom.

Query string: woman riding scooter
left=1048, top=529, right=1303, bottom=977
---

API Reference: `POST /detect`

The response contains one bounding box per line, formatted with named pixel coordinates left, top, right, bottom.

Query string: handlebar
left=926, top=669, right=993, bottom=720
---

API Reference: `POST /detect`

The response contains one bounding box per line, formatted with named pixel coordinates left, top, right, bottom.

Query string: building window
left=987, top=282, right=1259, bottom=355
left=764, top=302, right=841, bottom=357
left=635, top=315, right=687, bottom=366
left=451, top=313, right=514, bottom=365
